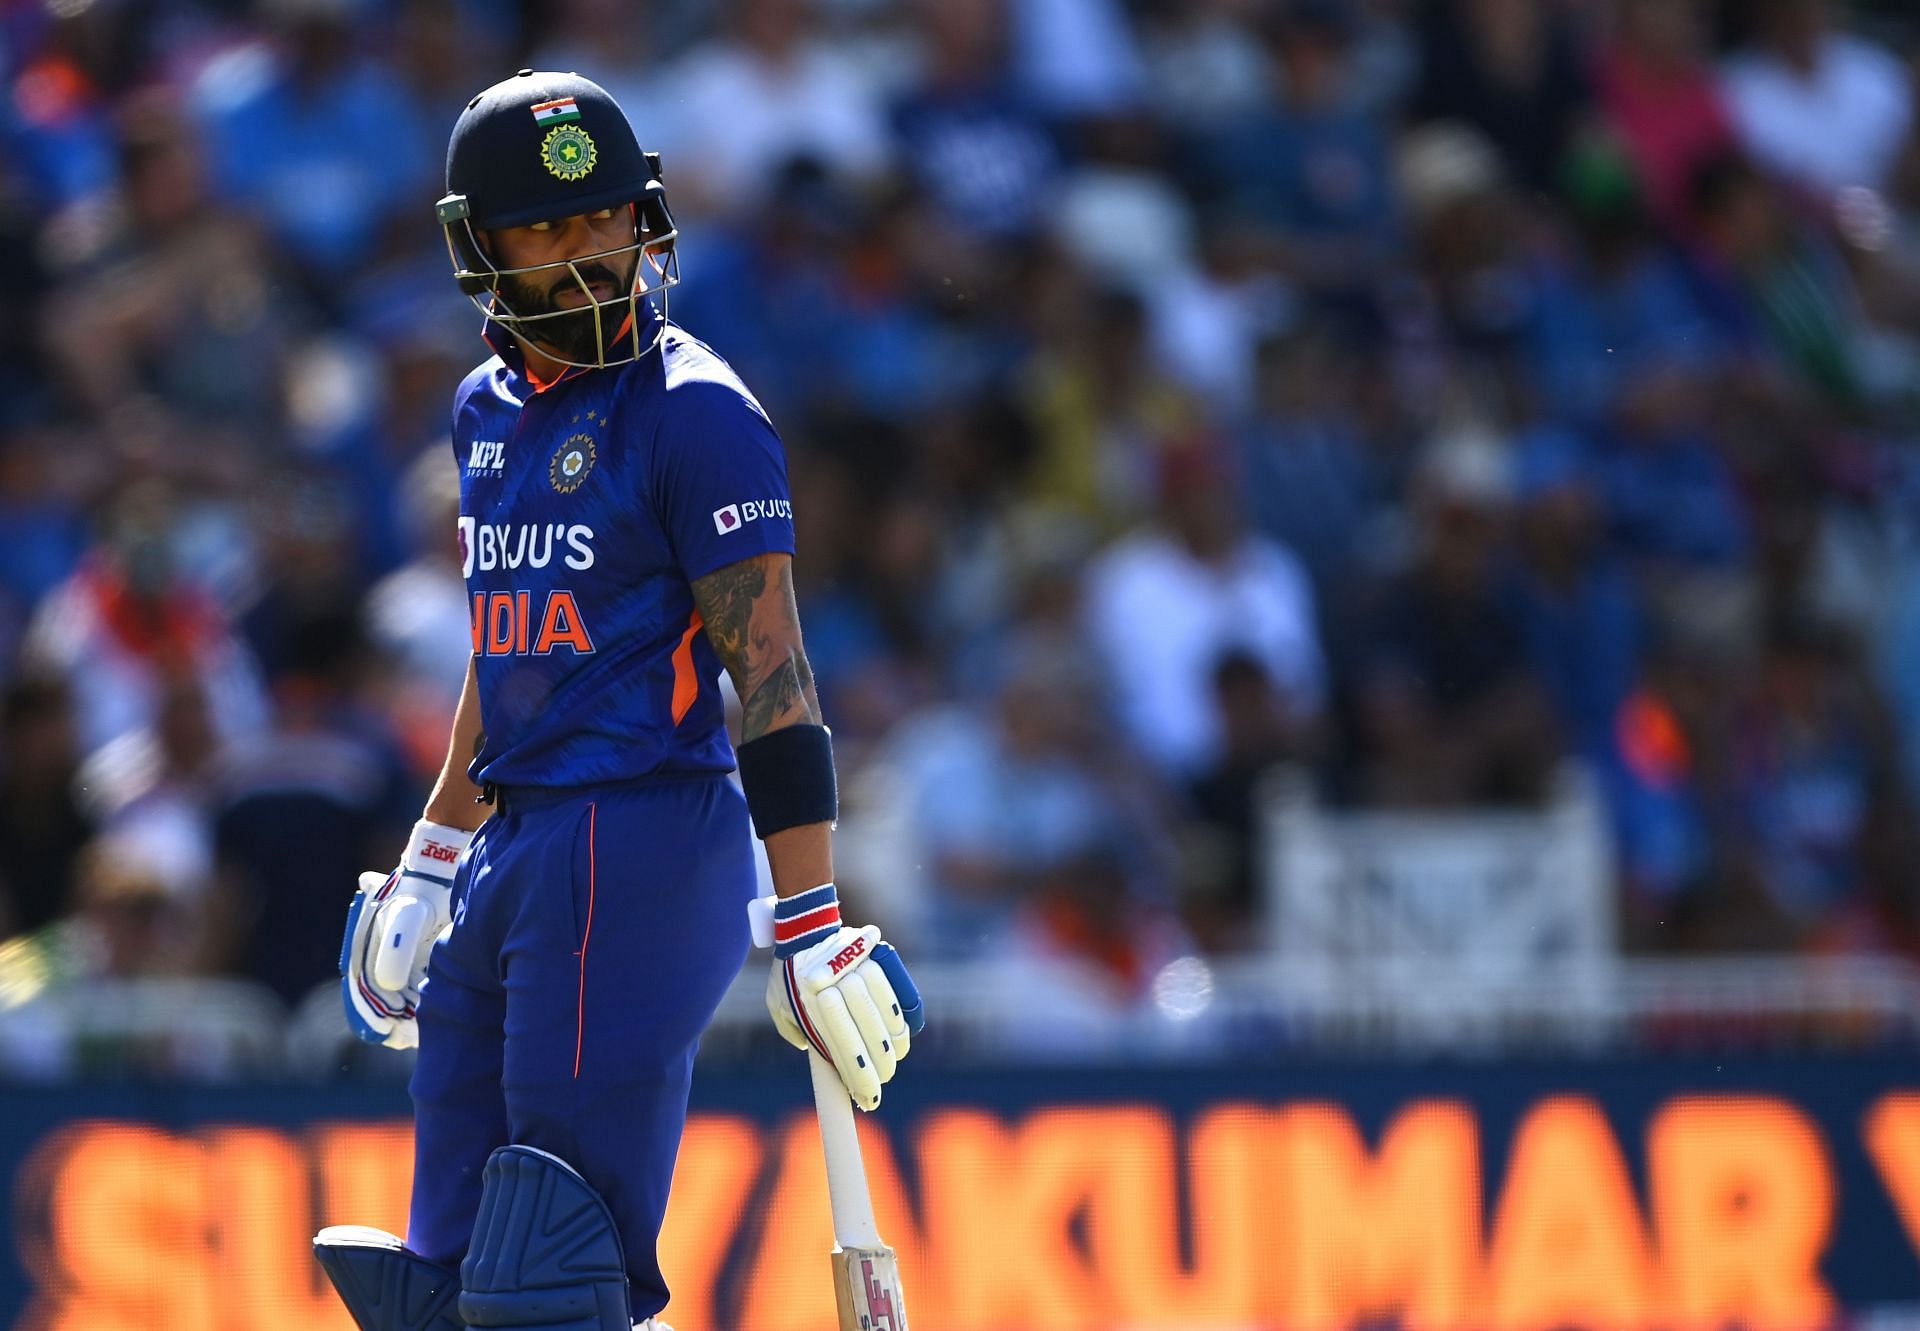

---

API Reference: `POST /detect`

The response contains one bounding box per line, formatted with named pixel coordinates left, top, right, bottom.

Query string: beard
left=497, top=253, right=640, bottom=364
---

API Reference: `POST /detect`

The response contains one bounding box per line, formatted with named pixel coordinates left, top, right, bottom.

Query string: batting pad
left=459, top=1145, right=633, bottom=1331
left=314, top=1226, right=465, bottom=1331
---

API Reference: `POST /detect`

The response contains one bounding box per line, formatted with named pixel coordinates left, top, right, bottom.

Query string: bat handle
left=809, top=1049, right=883, bottom=1250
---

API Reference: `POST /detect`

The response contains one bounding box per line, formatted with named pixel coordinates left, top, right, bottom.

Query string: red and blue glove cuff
left=771, top=883, right=841, bottom=959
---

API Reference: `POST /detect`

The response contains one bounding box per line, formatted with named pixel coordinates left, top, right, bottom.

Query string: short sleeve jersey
left=451, top=321, right=795, bottom=788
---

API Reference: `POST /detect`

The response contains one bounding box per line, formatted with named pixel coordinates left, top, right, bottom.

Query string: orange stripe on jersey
left=574, top=800, right=597, bottom=1079
left=524, top=354, right=563, bottom=394
left=670, top=610, right=703, bottom=725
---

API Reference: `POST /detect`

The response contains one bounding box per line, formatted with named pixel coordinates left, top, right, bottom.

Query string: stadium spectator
left=0, top=422, right=90, bottom=666
left=188, top=0, right=432, bottom=286
left=62, top=832, right=203, bottom=981
left=0, top=677, right=93, bottom=937
left=397, top=0, right=517, bottom=127
left=1732, top=615, right=1916, bottom=944
left=1186, top=649, right=1318, bottom=946
left=1019, top=283, right=1202, bottom=533
left=1609, top=633, right=1727, bottom=939
left=1687, top=152, right=1876, bottom=411
left=363, top=446, right=472, bottom=776
left=654, top=0, right=892, bottom=222
left=1593, top=351, right=1752, bottom=594
left=43, top=91, right=290, bottom=470
left=883, top=638, right=1173, bottom=958
left=891, top=0, right=1062, bottom=243
left=22, top=484, right=270, bottom=758
left=1507, top=425, right=1643, bottom=767
left=1591, top=0, right=1738, bottom=232
left=1188, top=0, right=1400, bottom=295
left=1410, top=0, right=1595, bottom=194
left=1237, top=324, right=1384, bottom=600
left=1006, top=0, right=1148, bottom=120
left=210, top=608, right=415, bottom=1006
left=1, top=0, right=136, bottom=213
left=1528, top=137, right=1728, bottom=428
left=1719, top=0, right=1913, bottom=199
left=1352, top=424, right=1561, bottom=806
left=1138, top=0, right=1274, bottom=128
left=73, top=668, right=223, bottom=883
left=1081, top=440, right=1324, bottom=778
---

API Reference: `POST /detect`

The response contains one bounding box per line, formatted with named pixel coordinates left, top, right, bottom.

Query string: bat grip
left=809, top=1050, right=883, bottom=1250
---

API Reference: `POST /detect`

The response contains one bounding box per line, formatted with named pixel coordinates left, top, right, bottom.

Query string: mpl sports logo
left=713, top=497, right=793, bottom=535
left=466, top=440, right=506, bottom=476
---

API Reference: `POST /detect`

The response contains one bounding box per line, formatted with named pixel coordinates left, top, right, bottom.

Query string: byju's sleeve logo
left=713, top=499, right=791, bottom=534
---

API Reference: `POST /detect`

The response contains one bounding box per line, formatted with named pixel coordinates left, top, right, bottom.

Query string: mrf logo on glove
left=420, top=838, right=464, bottom=865
left=760, top=884, right=923, bottom=1111
left=827, top=936, right=868, bottom=975
left=341, top=819, right=475, bottom=1051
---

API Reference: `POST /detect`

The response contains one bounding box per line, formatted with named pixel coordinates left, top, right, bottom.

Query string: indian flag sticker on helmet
left=530, top=96, right=581, bottom=126
left=541, top=124, right=597, bottom=181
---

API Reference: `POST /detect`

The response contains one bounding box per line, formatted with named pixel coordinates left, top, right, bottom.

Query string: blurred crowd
left=1, top=0, right=1919, bottom=1028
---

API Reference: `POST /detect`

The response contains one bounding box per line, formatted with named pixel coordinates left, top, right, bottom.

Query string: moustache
left=550, top=264, right=623, bottom=301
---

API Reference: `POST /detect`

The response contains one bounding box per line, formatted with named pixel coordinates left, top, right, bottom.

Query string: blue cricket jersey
left=450, top=318, right=795, bottom=788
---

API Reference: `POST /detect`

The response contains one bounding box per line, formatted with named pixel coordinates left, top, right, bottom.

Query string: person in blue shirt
left=312, top=71, right=921, bottom=1331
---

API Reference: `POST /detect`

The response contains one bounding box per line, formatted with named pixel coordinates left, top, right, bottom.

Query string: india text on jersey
left=469, top=590, right=597, bottom=656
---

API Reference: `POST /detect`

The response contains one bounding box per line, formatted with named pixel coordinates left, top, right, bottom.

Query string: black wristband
left=735, top=724, right=838, bottom=838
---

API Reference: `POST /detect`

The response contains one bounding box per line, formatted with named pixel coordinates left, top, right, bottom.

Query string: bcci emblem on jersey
left=541, top=124, right=597, bottom=181
left=551, top=433, right=597, bottom=493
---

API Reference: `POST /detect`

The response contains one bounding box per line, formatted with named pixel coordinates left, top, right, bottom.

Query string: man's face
left=485, top=207, right=643, bottom=363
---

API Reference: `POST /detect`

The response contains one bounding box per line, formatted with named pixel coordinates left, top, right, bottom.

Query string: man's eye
left=591, top=209, right=616, bottom=221
left=529, top=221, right=554, bottom=233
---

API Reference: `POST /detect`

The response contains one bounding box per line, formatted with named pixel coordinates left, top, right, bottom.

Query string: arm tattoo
left=742, top=658, right=806, bottom=739
left=690, top=553, right=823, bottom=743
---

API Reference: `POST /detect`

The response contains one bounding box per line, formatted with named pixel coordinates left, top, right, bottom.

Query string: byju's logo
left=713, top=499, right=791, bottom=534
left=457, top=517, right=596, bottom=578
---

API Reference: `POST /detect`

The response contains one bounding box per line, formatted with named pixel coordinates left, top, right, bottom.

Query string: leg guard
left=314, top=1226, right=465, bottom=1331
left=459, top=1145, right=632, bottom=1331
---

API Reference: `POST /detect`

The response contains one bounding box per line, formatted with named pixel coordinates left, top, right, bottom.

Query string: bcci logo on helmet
left=541, top=124, right=597, bottom=181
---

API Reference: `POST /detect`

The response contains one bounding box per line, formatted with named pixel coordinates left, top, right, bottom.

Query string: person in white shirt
left=654, top=0, right=892, bottom=220
left=1720, top=0, right=1913, bottom=198
left=1081, top=444, right=1323, bottom=778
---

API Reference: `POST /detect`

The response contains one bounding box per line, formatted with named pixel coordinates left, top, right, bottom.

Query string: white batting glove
left=341, top=819, right=472, bottom=1050
left=761, top=885, right=925, bottom=1111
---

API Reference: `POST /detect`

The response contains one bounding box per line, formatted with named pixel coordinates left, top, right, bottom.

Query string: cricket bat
left=809, top=1049, right=909, bottom=1331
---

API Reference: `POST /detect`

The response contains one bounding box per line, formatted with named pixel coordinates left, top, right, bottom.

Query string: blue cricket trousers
left=406, top=773, right=756, bottom=1316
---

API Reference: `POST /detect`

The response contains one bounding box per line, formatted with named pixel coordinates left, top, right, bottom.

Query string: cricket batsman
left=313, top=71, right=923, bottom=1331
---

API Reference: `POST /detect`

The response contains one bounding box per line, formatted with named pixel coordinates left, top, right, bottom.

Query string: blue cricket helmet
left=436, top=70, right=679, bottom=367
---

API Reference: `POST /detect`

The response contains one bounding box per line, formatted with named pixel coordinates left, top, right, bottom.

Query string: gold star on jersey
left=550, top=432, right=597, bottom=492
